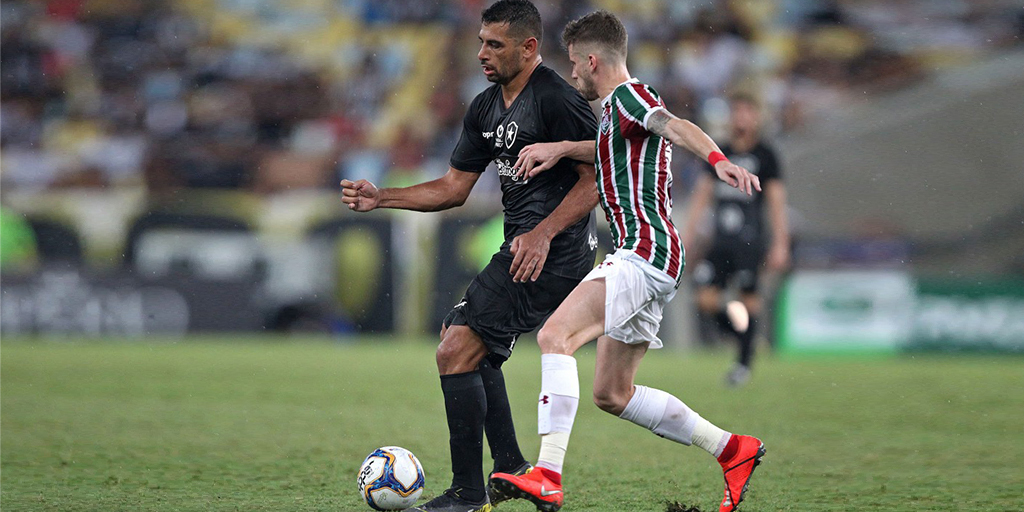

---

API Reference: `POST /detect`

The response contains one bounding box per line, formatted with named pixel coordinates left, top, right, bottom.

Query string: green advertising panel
left=776, top=270, right=916, bottom=354
left=910, top=277, right=1024, bottom=352
left=777, top=271, right=1024, bottom=354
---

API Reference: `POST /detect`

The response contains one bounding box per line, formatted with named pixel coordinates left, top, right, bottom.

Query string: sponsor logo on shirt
left=496, top=159, right=527, bottom=183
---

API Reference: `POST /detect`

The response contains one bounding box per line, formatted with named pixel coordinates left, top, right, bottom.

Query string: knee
left=741, top=295, right=761, bottom=315
left=537, top=324, right=571, bottom=355
left=592, top=387, right=628, bottom=416
left=435, top=339, right=456, bottom=370
left=697, top=291, right=719, bottom=313
left=435, top=340, right=467, bottom=374
left=436, top=330, right=485, bottom=375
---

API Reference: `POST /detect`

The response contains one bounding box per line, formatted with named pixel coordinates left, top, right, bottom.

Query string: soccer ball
left=357, top=446, right=425, bottom=510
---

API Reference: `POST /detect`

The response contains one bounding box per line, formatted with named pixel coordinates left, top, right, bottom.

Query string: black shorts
left=443, top=252, right=582, bottom=366
left=692, top=240, right=765, bottom=293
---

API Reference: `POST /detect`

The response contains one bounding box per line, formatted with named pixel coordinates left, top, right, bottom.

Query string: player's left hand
left=509, top=229, right=552, bottom=283
left=514, top=142, right=564, bottom=180
left=714, top=161, right=761, bottom=196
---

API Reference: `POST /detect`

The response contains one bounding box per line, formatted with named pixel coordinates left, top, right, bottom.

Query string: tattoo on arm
left=647, top=109, right=674, bottom=137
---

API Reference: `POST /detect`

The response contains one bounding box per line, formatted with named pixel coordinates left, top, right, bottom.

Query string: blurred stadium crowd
left=3, top=0, right=1022, bottom=198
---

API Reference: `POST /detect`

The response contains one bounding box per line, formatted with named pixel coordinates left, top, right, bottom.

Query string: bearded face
left=567, top=46, right=599, bottom=101
left=576, top=70, right=599, bottom=101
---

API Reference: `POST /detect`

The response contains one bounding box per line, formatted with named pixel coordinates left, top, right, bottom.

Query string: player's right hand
left=340, top=179, right=381, bottom=212
left=514, top=142, right=563, bottom=180
left=714, top=161, right=761, bottom=196
left=509, top=228, right=552, bottom=283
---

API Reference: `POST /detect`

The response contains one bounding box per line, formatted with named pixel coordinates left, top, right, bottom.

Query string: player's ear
left=522, top=36, right=538, bottom=57
left=588, top=53, right=598, bottom=72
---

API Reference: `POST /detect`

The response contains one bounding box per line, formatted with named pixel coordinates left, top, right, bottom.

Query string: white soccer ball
left=357, top=446, right=425, bottom=510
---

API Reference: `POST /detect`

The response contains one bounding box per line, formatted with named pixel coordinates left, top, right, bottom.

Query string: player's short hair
left=482, top=0, right=543, bottom=43
left=728, top=91, right=761, bottom=109
left=561, top=10, right=627, bottom=62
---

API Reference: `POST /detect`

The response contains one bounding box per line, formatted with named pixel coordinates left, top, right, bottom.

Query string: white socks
left=536, top=356, right=732, bottom=474
left=619, top=385, right=731, bottom=457
left=536, top=354, right=579, bottom=474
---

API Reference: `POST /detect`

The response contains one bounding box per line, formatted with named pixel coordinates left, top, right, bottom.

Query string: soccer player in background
left=341, top=2, right=599, bottom=511
left=491, top=11, right=765, bottom=512
left=682, top=92, right=791, bottom=387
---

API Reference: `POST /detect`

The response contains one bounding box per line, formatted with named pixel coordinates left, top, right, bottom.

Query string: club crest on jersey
left=504, top=121, right=518, bottom=148
left=600, top=111, right=611, bottom=134
left=494, top=122, right=519, bottom=149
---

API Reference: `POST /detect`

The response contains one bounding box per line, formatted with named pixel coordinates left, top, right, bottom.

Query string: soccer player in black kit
left=341, top=2, right=598, bottom=511
left=682, top=92, right=791, bottom=387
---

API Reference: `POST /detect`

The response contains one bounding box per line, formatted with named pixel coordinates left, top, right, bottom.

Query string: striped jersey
left=596, top=79, right=684, bottom=281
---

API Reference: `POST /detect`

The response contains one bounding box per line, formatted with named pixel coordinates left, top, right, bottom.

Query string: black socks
left=715, top=309, right=758, bottom=368
left=479, top=358, right=527, bottom=474
left=440, top=371, right=487, bottom=502
left=441, top=361, right=528, bottom=503
left=738, top=316, right=758, bottom=368
left=716, top=310, right=739, bottom=338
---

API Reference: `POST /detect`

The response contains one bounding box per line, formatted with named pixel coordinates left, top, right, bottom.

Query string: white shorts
left=582, top=249, right=678, bottom=348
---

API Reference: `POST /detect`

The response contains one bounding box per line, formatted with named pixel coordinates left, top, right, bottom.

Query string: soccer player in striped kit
left=491, top=10, right=766, bottom=512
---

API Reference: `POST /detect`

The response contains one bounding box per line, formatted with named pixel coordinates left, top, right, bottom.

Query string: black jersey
left=703, top=141, right=782, bottom=245
left=450, top=64, right=599, bottom=280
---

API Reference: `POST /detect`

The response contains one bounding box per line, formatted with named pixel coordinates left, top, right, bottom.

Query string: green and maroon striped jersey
left=596, top=79, right=683, bottom=281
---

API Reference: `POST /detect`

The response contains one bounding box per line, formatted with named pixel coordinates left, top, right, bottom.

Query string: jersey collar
left=601, top=77, right=640, bottom=107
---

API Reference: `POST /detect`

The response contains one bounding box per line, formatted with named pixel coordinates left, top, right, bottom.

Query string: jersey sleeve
left=539, top=84, right=598, bottom=147
left=449, top=96, right=491, bottom=173
left=613, top=82, right=666, bottom=140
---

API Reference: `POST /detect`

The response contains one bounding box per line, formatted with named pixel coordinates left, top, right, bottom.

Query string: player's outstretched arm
left=509, top=162, right=599, bottom=283
left=340, top=168, right=481, bottom=213
left=647, top=109, right=761, bottom=195
left=513, top=140, right=595, bottom=180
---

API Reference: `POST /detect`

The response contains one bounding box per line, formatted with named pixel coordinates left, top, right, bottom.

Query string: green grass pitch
left=2, top=337, right=1022, bottom=511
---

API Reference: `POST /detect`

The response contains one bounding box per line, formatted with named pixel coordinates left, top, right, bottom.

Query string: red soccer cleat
left=489, top=466, right=563, bottom=512
left=717, top=435, right=766, bottom=512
